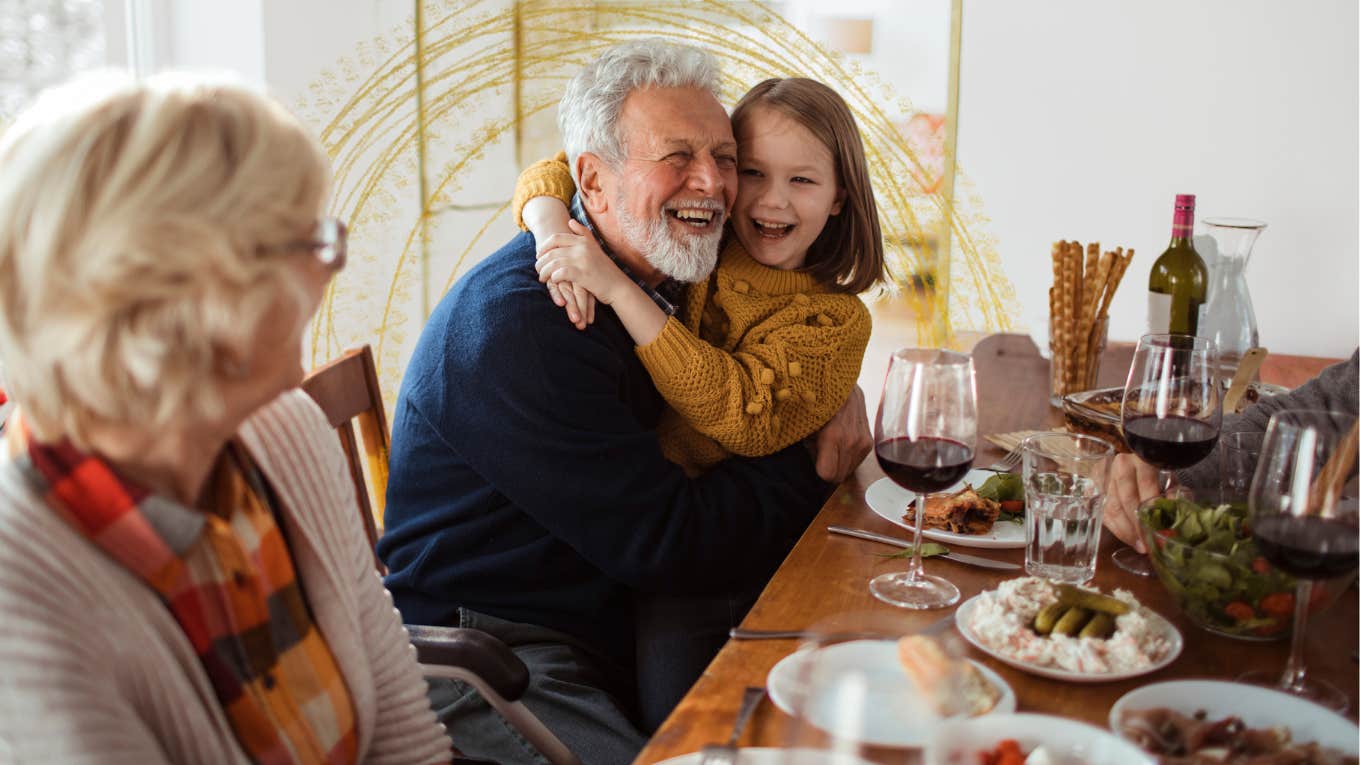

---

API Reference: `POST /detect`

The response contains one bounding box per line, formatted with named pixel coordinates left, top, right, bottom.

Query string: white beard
left=616, top=196, right=722, bottom=284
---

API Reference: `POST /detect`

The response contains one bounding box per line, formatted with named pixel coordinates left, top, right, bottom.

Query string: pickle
left=1032, top=603, right=1067, bottom=636
left=1077, top=612, right=1116, bottom=639
left=1056, top=584, right=1130, bottom=616
left=1052, top=606, right=1092, bottom=636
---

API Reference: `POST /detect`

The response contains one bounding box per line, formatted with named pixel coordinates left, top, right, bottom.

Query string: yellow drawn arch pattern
left=295, top=0, right=1014, bottom=411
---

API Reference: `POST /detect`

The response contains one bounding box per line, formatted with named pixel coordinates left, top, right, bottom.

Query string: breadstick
left=1094, top=249, right=1133, bottom=330
left=1076, top=251, right=1116, bottom=389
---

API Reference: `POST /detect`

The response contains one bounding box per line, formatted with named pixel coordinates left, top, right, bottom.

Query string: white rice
left=966, top=577, right=1171, bottom=674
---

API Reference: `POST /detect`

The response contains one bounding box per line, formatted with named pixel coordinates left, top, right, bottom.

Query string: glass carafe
left=1200, top=217, right=1265, bottom=385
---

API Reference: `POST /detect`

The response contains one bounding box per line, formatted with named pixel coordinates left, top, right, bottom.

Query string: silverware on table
left=729, top=612, right=955, bottom=641
left=697, top=685, right=765, bottom=765
left=826, top=525, right=1022, bottom=570
left=978, top=450, right=1022, bottom=472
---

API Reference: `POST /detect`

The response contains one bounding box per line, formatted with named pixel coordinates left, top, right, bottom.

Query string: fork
left=698, top=686, right=766, bottom=765
left=981, top=449, right=1021, bottom=472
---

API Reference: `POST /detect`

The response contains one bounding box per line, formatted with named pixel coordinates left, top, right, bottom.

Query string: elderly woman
left=0, top=74, right=451, bottom=763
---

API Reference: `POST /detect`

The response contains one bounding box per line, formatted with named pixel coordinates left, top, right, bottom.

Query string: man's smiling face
left=595, top=86, right=738, bottom=284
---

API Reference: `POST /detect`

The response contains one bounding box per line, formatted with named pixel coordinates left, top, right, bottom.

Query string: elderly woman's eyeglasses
left=265, top=218, right=347, bottom=271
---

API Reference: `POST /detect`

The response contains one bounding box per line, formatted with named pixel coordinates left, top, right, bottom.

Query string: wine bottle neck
left=1170, top=214, right=1194, bottom=239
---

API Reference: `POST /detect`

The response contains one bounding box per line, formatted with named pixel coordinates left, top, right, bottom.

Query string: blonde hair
left=0, top=71, right=331, bottom=448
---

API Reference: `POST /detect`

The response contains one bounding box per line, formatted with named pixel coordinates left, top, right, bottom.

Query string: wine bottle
left=1148, top=194, right=1208, bottom=335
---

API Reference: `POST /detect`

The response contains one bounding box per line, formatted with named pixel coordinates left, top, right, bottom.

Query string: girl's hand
left=535, top=220, right=631, bottom=307
left=546, top=280, right=596, bottom=330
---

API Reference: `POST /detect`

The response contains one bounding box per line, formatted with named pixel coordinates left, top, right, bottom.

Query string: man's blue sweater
left=378, top=232, right=828, bottom=663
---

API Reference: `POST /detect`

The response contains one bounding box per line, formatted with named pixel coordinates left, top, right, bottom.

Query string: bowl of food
left=925, top=713, right=1155, bottom=765
left=1060, top=387, right=1127, bottom=451
left=1137, top=496, right=1353, bottom=641
left=1062, top=382, right=1289, bottom=452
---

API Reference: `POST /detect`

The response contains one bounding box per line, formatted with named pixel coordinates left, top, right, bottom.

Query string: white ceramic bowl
left=925, top=713, right=1156, bottom=765
left=1109, top=680, right=1359, bottom=756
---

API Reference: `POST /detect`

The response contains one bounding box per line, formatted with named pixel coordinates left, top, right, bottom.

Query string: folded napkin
left=984, top=429, right=1084, bottom=458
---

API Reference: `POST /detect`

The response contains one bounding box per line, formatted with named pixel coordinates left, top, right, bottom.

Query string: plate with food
left=925, top=713, right=1155, bottom=765
left=865, top=470, right=1027, bottom=549
left=1110, top=680, right=1359, bottom=763
left=766, top=636, right=1016, bottom=747
left=954, top=577, right=1182, bottom=683
left=656, top=749, right=875, bottom=765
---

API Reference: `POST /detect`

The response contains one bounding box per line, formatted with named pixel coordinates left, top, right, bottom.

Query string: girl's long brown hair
left=731, top=78, right=885, bottom=294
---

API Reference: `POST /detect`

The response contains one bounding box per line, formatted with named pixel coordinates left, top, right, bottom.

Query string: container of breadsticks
left=1048, top=241, right=1134, bottom=406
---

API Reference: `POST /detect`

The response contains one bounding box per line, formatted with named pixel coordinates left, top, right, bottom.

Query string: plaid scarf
left=8, top=412, right=358, bottom=765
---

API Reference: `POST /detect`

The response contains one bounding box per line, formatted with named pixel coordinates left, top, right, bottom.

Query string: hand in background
left=809, top=385, right=871, bottom=483
left=1102, top=452, right=1166, bottom=552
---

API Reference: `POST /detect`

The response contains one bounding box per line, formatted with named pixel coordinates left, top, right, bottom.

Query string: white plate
left=925, top=713, right=1156, bottom=765
left=865, top=471, right=1026, bottom=549
left=655, top=748, right=875, bottom=765
left=954, top=594, right=1182, bottom=683
left=765, top=639, right=1016, bottom=747
left=1109, top=680, right=1359, bottom=756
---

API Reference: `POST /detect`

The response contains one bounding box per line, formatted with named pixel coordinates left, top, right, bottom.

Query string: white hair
left=557, top=38, right=722, bottom=179
left=616, top=193, right=723, bottom=283
left=0, top=70, right=330, bottom=448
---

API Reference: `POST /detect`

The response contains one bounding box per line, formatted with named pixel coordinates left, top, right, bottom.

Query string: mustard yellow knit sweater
left=515, top=153, right=872, bottom=473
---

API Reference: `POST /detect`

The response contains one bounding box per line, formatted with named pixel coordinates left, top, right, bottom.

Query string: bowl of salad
left=1137, top=495, right=1353, bottom=641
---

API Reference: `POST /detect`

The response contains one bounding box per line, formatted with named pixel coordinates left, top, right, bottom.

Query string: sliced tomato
left=1259, top=592, right=1295, bottom=619
left=1223, top=601, right=1255, bottom=622
left=1156, top=528, right=1178, bottom=539
left=1000, top=500, right=1025, bottom=513
left=1250, top=557, right=1271, bottom=574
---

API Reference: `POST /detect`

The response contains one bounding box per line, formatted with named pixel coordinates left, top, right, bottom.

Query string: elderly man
left=380, top=39, right=869, bottom=763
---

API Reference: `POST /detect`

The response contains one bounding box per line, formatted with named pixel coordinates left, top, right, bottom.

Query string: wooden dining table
left=634, top=333, right=1357, bottom=764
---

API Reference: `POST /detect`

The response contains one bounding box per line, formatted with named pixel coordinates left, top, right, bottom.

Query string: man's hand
left=809, top=385, right=872, bottom=483
left=1102, top=452, right=1166, bottom=552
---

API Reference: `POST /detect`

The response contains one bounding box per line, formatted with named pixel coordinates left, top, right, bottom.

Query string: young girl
left=522, top=77, right=886, bottom=475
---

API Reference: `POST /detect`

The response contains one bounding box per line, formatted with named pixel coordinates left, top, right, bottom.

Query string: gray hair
left=557, top=38, right=722, bottom=181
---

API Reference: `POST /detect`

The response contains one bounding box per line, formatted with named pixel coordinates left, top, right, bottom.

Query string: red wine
left=876, top=437, right=974, bottom=493
left=1254, top=516, right=1360, bottom=579
left=1122, top=415, right=1217, bottom=470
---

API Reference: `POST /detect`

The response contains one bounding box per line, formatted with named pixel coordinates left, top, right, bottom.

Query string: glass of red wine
left=1115, top=333, right=1221, bottom=575
left=869, top=348, right=976, bottom=609
left=1238, top=410, right=1359, bottom=710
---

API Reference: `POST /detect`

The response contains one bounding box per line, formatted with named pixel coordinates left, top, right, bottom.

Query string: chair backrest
left=301, top=345, right=388, bottom=550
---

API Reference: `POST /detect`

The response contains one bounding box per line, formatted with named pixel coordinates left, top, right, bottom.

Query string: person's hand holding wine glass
left=869, top=348, right=976, bottom=609
left=1113, top=333, right=1222, bottom=575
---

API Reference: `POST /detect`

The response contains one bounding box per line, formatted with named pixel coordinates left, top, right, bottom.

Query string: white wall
left=956, top=0, right=1359, bottom=359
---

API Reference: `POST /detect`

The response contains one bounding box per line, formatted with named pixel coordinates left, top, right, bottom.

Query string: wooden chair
left=301, top=345, right=388, bottom=548
left=302, top=346, right=579, bottom=765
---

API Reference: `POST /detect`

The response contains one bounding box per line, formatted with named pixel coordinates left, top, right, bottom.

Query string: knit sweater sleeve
left=1177, top=349, right=1360, bottom=489
left=512, top=150, right=575, bottom=231
left=1176, top=349, right=1359, bottom=489
left=246, top=392, right=451, bottom=764
left=635, top=292, right=872, bottom=457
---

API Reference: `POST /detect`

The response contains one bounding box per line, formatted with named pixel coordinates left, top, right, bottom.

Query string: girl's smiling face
left=731, top=105, right=845, bottom=271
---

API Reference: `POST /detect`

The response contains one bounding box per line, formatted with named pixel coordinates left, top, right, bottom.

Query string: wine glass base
left=1111, top=546, right=1155, bottom=577
left=869, top=572, right=961, bottom=610
left=1236, top=669, right=1350, bottom=713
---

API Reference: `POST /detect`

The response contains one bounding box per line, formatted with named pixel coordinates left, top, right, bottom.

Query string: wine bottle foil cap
left=1175, top=194, right=1196, bottom=208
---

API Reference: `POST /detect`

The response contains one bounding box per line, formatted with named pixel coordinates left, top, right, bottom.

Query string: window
left=0, top=0, right=114, bottom=121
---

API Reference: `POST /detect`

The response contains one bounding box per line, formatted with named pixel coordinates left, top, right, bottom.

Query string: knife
left=730, top=612, right=955, bottom=641
left=827, top=525, right=1021, bottom=570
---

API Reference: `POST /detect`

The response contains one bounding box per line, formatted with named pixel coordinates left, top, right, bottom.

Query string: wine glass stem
left=906, top=494, right=927, bottom=582
left=1157, top=469, right=1173, bottom=494
left=1280, top=579, right=1313, bottom=694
